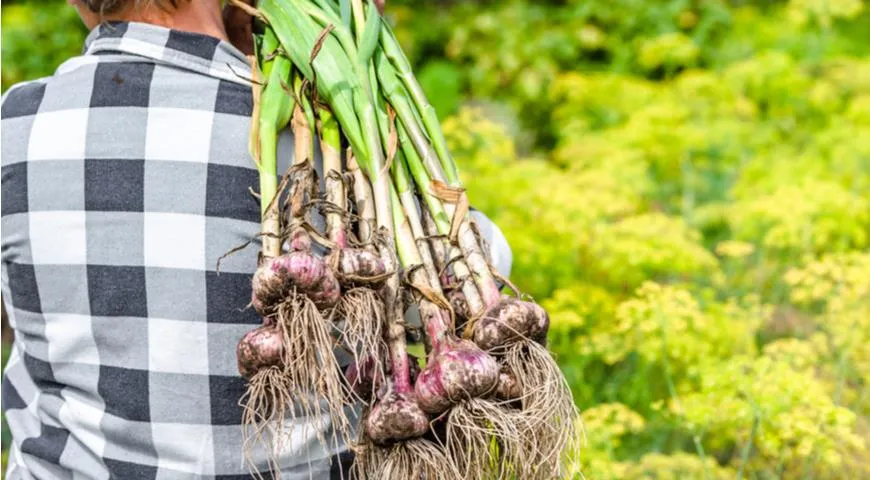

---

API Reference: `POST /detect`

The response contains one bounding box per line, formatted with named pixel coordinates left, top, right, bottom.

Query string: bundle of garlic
left=232, top=1, right=579, bottom=478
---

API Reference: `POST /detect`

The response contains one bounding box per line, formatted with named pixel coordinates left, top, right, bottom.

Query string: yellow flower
left=788, top=0, right=864, bottom=28
left=715, top=240, right=756, bottom=258
left=638, top=33, right=700, bottom=72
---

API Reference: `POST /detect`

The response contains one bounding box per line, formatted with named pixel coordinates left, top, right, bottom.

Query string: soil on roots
left=443, top=398, right=531, bottom=480
left=353, top=437, right=459, bottom=480
left=275, top=294, right=352, bottom=448
left=240, top=366, right=293, bottom=478
left=502, top=341, right=581, bottom=478
left=335, top=287, right=386, bottom=396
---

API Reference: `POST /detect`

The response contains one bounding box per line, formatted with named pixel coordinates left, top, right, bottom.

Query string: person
left=0, top=1, right=512, bottom=478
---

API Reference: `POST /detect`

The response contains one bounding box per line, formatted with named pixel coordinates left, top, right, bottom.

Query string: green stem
left=259, top=160, right=278, bottom=215
left=297, top=1, right=358, bottom=66
left=256, top=28, right=294, bottom=257
left=313, top=0, right=340, bottom=16
left=260, top=0, right=366, bottom=161
left=290, top=0, right=390, bottom=231
left=347, top=0, right=392, bottom=231
left=318, top=107, right=347, bottom=247
left=392, top=152, right=441, bottom=290
left=390, top=181, right=420, bottom=269
left=350, top=0, right=367, bottom=38
left=657, top=310, right=710, bottom=480
left=374, top=51, right=446, bottom=183
left=319, top=106, right=342, bottom=153
left=374, top=45, right=501, bottom=309
left=380, top=25, right=459, bottom=184
left=258, top=28, right=279, bottom=78
left=736, top=407, right=760, bottom=480
left=398, top=122, right=486, bottom=315
left=397, top=123, right=450, bottom=234
left=293, top=72, right=318, bottom=163
left=372, top=21, right=503, bottom=310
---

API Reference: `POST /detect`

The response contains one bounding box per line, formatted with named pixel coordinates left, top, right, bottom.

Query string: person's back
left=0, top=4, right=353, bottom=478
left=2, top=2, right=513, bottom=479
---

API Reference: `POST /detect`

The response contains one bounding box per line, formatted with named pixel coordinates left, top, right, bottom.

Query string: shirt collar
left=82, top=21, right=253, bottom=86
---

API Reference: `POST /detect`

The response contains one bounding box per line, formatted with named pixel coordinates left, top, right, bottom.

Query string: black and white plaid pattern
left=1, top=20, right=512, bottom=480
left=0, top=21, right=355, bottom=479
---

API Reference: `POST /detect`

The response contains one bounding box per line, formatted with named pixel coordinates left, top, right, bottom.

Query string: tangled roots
left=503, top=341, right=581, bottom=478
left=343, top=356, right=386, bottom=403
left=444, top=398, right=530, bottom=480
left=494, top=364, right=522, bottom=402
left=240, top=366, right=293, bottom=477
left=276, top=295, right=352, bottom=447
left=336, top=287, right=386, bottom=384
left=353, top=438, right=459, bottom=480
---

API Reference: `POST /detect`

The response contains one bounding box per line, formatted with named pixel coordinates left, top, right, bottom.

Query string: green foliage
left=389, top=0, right=869, bottom=146
left=677, top=353, right=866, bottom=477
left=1, top=1, right=88, bottom=92
left=416, top=2, right=870, bottom=477
left=622, top=452, right=737, bottom=480
left=3, top=0, right=870, bottom=478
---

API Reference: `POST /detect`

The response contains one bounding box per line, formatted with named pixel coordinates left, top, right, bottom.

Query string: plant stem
left=379, top=238, right=413, bottom=393
left=374, top=50, right=500, bottom=311
left=292, top=74, right=314, bottom=168
left=397, top=123, right=450, bottom=233
left=291, top=1, right=389, bottom=235
left=388, top=180, right=451, bottom=349
left=350, top=0, right=366, bottom=39
left=737, top=406, right=760, bottom=480
left=380, top=25, right=459, bottom=185
left=302, top=0, right=390, bottom=232
left=421, top=207, right=447, bottom=276
left=657, top=309, right=710, bottom=480
left=259, top=0, right=366, bottom=162
left=374, top=52, right=447, bottom=183
left=347, top=0, right=392, bottom=232
left=392, top=152, right=441, bottom=291
left=256, top=28, right=294, bottom=259
left=348, top=151, right=375, bottom=243
left=396, top=123, right=488, bottom=314
left=318, top=107, right=347, bottom=248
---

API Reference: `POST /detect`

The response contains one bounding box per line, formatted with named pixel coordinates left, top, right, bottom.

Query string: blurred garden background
left=2, top=0, right=870, bottom=477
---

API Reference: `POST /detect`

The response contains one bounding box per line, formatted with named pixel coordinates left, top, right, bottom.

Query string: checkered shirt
left=1, top=20, right=512, bottom=480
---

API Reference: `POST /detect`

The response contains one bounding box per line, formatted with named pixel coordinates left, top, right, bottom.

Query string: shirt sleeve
left=469, top=208, right=513, bottom=281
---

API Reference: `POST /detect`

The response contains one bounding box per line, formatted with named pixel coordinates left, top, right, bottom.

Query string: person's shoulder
left=1, top=78, right=50, bottom=121
left=1, top=50, right=108, bottom=122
